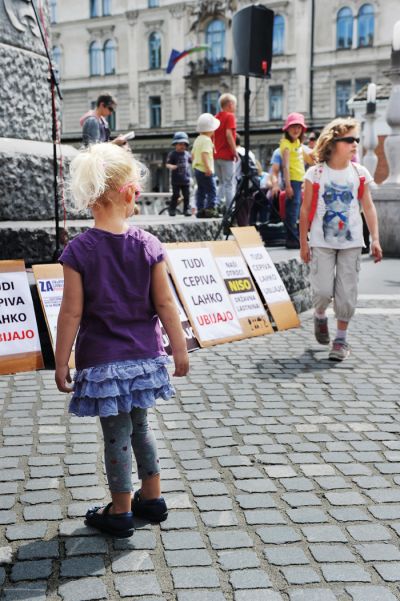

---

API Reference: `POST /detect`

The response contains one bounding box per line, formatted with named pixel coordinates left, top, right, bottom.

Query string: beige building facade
left=51, top=0, right=400, bottom=189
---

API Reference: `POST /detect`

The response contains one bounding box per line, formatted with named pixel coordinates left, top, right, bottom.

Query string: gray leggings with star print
left=100, top=408, right=160, bottom=493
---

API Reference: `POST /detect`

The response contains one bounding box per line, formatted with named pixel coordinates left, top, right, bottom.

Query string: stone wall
left=0, top=1, right=51, bottom=141
left=0, top=219, right=224, bottom=264
left=0, top=0, right=77, bottom=222
left=0, top=138, right=77, bottom=221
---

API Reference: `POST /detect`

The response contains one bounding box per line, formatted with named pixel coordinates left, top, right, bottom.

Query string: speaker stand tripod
left=214, top=77, right=299, bottom=243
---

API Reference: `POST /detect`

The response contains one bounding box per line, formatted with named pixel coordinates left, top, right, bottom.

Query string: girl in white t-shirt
left=299, top=117, right=382, bottom=361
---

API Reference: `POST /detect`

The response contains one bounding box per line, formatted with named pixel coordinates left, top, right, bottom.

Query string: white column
left=293, top=0, right=311, bottom=115
left=362, top=84, right=378, bottom=177
left=169, top=5, right=186, bottom=125
left=126, top=10, right=139, bottom=127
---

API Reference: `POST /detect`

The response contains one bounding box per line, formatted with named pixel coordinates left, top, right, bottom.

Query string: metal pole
left=30, top=0, right=63, bottom=259
left=243, top=76, right=251, bottom=194
left=309, top=0, right=315, bottom=119
left=50, top=78, right=60, bottom=258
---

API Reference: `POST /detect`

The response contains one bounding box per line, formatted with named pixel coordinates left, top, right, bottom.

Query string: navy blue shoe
left=85, top=502, right=134, bottom=538
left=131, top=490, right=168, bottom=523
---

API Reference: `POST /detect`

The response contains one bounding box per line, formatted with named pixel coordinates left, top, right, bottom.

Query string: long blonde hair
left=314, top=117, right=359, bottom=163
left=69, top=143, right=146, bottom=211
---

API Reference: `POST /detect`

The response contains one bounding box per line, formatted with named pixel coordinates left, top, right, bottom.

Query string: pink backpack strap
left=309, top=163, right=324, bottom=225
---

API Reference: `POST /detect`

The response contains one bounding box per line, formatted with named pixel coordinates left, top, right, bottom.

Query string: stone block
left=229, top=569, right=272, bottom=589
left=172, top=567, right=220, bottom=588
left=58, top=577, right=107, bottom=601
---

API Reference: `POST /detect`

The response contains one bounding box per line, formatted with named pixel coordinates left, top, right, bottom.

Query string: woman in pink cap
left=280, top=113, right=311, bottom=248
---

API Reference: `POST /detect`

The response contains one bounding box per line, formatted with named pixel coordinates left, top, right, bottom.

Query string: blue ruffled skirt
left=69, top=356, right=174, bottom=418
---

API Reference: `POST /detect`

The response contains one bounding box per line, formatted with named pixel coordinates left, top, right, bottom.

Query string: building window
left=149, top=0, right=159, bottom=6
left=104, top=39, right=116, bottom=74
left=149, top=32, right=162, bottom=69
left=337, top=7, right=353, bottom=49
left=202, top=91, right=219, bottom=115
left=149, top=96, right=161, bottom=128
left=355, top=77, right=371, bottom=93
left=336, top=80, right=352, bottom=116
left=49, top=0, right=57, bottom=24
left=273, top=15, right=285, bottom=55
left=269, top=86, right=283, bottom=120
left=52, top=46, right=62, bottom=79
left=102, top=0, right=111, bottom=15
left=89, top=41, right=103, bottom=75
left=358, top=4, right=374, bottom=47
left=90, top=0, right=101, bottom=17
left=206, top=19, right=225, bottom=73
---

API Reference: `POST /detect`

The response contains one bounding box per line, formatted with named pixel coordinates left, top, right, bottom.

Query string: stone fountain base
left=372, top=184, right=400, bottom=257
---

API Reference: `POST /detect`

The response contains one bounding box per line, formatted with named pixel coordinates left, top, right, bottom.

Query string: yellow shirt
left=280, top=138, right=305, bottom=182
left=192, top=134, right=214, bottom=173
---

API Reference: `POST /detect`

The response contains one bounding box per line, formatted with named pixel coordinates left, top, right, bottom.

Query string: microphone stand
left=30, top=0, right=63, bottom=260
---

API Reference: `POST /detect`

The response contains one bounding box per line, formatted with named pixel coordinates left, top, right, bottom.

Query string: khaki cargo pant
left=310, top=247, right=362, bottom=322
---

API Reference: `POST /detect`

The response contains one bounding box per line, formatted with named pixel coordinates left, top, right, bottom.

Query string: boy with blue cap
left=166, top=132, right=192, bottom=216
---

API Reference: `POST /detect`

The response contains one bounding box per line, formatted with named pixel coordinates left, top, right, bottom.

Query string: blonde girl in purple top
left=55, top=143, right=189, bottom=538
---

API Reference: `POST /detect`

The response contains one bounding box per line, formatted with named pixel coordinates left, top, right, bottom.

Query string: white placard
left=0, top=271, right=41, bottom=356
left=36, top=277, right=64, bottom=347
left=167, top=247, right=242, bottom=342
left=215, top=255, right=267, bottom=319
left=240, top=246, right=290, bottom=304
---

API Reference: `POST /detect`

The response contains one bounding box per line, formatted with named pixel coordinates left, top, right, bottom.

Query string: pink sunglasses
left=118, top=182, right=141, bottom=199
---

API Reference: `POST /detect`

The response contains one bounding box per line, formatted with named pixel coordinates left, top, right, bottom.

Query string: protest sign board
left=32, top=264, right=75, bottom=368
left=159, top=274, right=200, bottom=354
left=0, top=260, right=44, bottom=374
left=232, top=227, right=300, bottom=330
left=206, top=240, right=273, bottom=338
left=165, top=243, right=244, bottom=346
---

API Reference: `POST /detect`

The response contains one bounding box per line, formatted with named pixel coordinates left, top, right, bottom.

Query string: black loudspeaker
left=232, top=4, right=274, bottom=78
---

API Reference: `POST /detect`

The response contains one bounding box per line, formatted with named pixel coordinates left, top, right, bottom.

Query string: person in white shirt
left=299, top=118, right=382, bottom=362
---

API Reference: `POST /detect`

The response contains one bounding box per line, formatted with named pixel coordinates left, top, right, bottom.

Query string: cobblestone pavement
left=1, top=296, right=400, bottom=601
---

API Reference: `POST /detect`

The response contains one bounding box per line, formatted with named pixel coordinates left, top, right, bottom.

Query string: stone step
left=0, top=215, right=222, bottom=264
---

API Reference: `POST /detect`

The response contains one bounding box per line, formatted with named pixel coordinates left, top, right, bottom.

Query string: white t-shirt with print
left=304, top=162, right=373, bottom=250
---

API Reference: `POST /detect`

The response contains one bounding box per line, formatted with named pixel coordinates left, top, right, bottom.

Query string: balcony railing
left=186, top=57, right=232, bottom=77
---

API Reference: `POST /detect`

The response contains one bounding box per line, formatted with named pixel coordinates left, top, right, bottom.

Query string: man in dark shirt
left=81, top=93, right=125, bottom=147
left=166, top=132, right=192, bottom=216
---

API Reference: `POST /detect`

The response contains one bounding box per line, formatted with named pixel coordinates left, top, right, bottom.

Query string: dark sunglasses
left=334, top=136, right=360, bottom=144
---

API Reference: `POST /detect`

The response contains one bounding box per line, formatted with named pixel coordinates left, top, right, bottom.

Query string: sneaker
left=314, top=316, right=330, bottom=345
left=168, top=209, right=176, bottom=217
left=329, top=339, right=350, bottom=361
left=184, top=209, right=192, bottom=217
left=204, top=208, right=219, bottom=218
left=131, top=489, right=168, bottom=523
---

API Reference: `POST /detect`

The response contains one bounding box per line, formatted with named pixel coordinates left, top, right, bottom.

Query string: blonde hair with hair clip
left=314, top=117, right=359, bottom=164
left=69, top=143, right=147, bottom=211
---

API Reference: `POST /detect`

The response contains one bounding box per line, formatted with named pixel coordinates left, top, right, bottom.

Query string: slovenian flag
left=166, top=45, right=210, bottom=74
